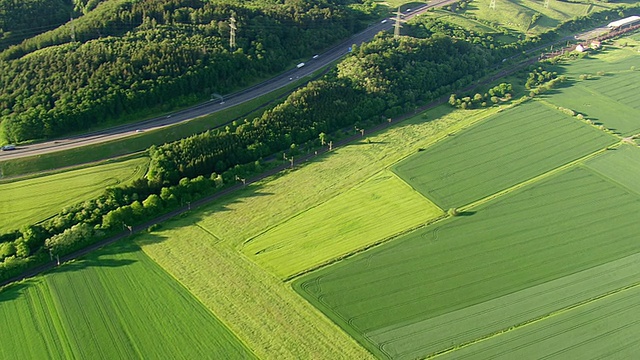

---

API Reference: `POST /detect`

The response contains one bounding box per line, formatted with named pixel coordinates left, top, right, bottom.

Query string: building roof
left=607, top=15, right=640, bottom=28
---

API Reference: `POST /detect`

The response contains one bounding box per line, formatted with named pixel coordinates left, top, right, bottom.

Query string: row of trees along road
left=0, top=0, right=381, bottom=143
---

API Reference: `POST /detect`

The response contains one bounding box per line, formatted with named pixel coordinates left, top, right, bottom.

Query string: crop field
left=391, top=100, right=615, bottom=209
left=136, top=223, right=374, bottom=360
left=191, top=105, right=494, bottom=249
left=0, top=157, right=148, bottom=233
left=242, top=171, right=443, bottom=279
left=133, top=107, right=500, bottom=360
left=584, top=145, right=640, bottom=195
left=294, top=165, right=640, bottom=359
left=458, top=0, right=614, bottom=34
left=0, top=240, right=254, bottom=359
left=440, top=282, right=640, bottom=359
left=542, top=40, right=640, bottom=136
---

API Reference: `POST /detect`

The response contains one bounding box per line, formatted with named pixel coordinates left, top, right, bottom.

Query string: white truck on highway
left=296, top=62, right=305, bottom=68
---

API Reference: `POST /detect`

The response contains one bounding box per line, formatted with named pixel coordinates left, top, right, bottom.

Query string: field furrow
left=392, top=100, right=615, bottom=208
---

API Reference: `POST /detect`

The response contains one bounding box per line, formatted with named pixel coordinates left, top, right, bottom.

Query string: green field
left=136, top=223, right=374, bottom=360
left=441, top=282, right=640, bottom=359
left=459, top=0, right=615, bottom=34
left=0, top=241, right=254, bottom=359
left=392, top=100, right=615, bottom=209
left=584, top=145, right=640, bottom=195
left=190, top=105, right=494, bottom=249
left=242, top=171, right=443, bottom=279
left=374, top=252, right=640, bottom=360
left=0, top=157, right=148, bottom=232
left=295, top=164, right=640, bottom=359
left=544, top=58, right=640, bottom=136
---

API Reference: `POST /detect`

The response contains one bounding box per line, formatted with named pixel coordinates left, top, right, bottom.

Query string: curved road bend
left=0, top=0, right=458, bottom=162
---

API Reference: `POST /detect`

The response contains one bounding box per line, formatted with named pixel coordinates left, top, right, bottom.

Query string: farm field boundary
left=136, top=223, right=374, bottom=360
left=0, top=156, right=148, bottom=233
left=0, top=241, right=255, bottom=359
left=369, top=251, right=640, bottom=359
left=541, top=69, right=640, bottom=136
left=392, top=99, right=616, bottom=209
left=294, top=163, right=640, bottom=359
left=439, top=279, right=640, bottom=359
left=241, top=170, right=443, bottom=279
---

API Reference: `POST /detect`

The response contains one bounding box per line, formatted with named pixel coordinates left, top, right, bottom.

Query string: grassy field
left=0, top=156, right=148, bottom=233
left=542, top=44, right=640, bottom=136
left=429, top=9, right=500, bottom=34
left=392, top=100, right=615, bottom=209
left=459, top=0, right=615, bottom=34
left=0, top=240, right=255, bottom=359
left=241, top=170, right=443, bottom=279
left=136, top=223, right=374, bottom=360
left=188, top=105, right=495, bottom=250
left=440, top=281, right=640, bottom=359
left=294, top=164, right=640, bottom=359
left=131, top=106, right=500, bottom=359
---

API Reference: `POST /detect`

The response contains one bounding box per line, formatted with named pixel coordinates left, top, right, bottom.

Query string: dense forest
left=0, top=0, right=75, bottom=50
left=0, top=0, right=379, bottom=143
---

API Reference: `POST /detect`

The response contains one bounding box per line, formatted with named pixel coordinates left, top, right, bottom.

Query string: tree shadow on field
left=457, top=211, right=477, bottom=217
left=0, top=280, right=34, bottom=303
left=49, top=240, right=142, bottom=277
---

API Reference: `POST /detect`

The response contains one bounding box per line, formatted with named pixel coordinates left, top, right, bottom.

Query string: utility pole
left=229, top=16, right=237, bottom=50
left=70, top=16, right=76, bottom=42
left=394, top=7, right=402, bottom=38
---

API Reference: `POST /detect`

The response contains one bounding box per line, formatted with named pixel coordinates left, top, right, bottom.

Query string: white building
left=607, top=15, right=640, bottom=29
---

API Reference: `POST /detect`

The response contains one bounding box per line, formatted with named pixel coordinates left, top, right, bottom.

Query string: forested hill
left=0, top=0, right=379, bottom=144
left=0, top=0, right=74, bottom=50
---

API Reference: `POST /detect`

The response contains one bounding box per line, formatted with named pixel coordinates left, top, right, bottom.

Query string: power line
left=229, top=15, right=236, bottom=50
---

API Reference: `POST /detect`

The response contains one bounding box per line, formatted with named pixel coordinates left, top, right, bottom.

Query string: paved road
left=0, top=0, right=458, bottom=162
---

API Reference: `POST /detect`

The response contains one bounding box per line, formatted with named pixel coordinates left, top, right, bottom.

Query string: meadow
left=459, top=0, right=614, bottom=34
left=133, top=106, right=496, bottom=359
left=0, top=240, right=254, bottom=359
left=0, top=156, right=148, bottom=233
left=242, top=170, right=443, bottom=279
left=440, top=281, right=640, bottom=359
left=543, top=48, right=640, bottom=136
left=392, top=100, right=615, bottom=209
left=295, top=162, right=640, bottom=359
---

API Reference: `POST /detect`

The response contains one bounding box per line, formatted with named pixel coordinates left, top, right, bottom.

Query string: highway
left=0, top=0, right=458, bottom=161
